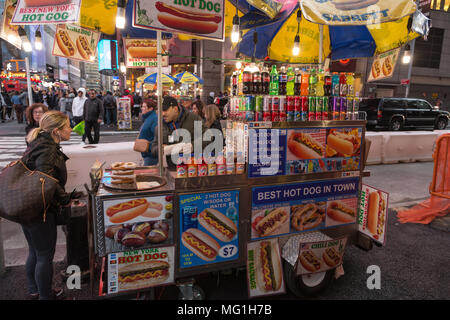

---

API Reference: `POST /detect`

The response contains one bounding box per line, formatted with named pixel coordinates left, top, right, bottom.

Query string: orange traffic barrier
left=397, top=133, right=450, bottom=224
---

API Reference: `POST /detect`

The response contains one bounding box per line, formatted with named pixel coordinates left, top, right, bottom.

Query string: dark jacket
left=103, top=94, right=116, bottom=109
left=83, top=97, right=104, bottom=122
left=139, top=110, right=158, bottom=161
left=21, top=131, right=71, bottom=214
left=151, top=106, right=206, bottom=169
left=25, top=122, right=38, bottom=135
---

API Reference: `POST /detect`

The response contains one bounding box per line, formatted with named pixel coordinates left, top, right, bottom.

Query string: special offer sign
left=10, top=0, right=81, bottom=25
left=133, top=0, right=225, bottom=41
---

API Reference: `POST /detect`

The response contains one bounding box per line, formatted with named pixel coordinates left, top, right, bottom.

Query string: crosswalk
left=0, top=133, right=83, bottom=169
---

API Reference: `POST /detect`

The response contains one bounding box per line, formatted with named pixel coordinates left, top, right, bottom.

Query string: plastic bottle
left=324, top=74, right=332, bottom=96
left=242, top=64, right=252, bottom=95
left=316, top=69, right=325, bottom=96
left=300, top=70, right=309, bottom=96
left=294, top=68, right=301, bottom=96
left=226, top=202, right=238, bottom=229
left=309, top=68, right=317, bottom=96
left=286, top=67, right=295, bottom=96
left=346, top=73, right=355, bottom=97
left=231, top=72, right=238, bottom=96
left=261, top=66, right=270, bottom=95
left=278, top=66, right=287, bottom=95
left=251, top=63, right=261, bottom=94
left=331, top=72, right=340, bottom=96
left=339, top=72, right=348, bottom=97
left=269, top=65, right=279, bottom=95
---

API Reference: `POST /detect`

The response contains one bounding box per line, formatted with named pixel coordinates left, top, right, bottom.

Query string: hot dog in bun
left=322, top=247, right=341, bottom=267
left=255, top=241, right=282, bottom=292
left=367, top=191, right=386, bottom=240
left=382, top=56, right=393, bottom=76
left=372, top=59, right=381, bottom=78
left=199, top=208, right=237, bottom=242
left=299, top=250, right=322, bottom=273
left=140, top=201, right=164, bottom=218
left=55, top=29, right=75, bottom=57
left=155, top=1, right=222, bottom=34
left=182, top=228, right=220, bottom=261
left=107, top=198, right=149, bottom=224
left=118, top=260, right=169, bottom=291
left=327, top=201, right=356, bottom=223
left=288, top=132, right=324, bottom=159
left=76, top=35, right=93, bottom=60
left=126, top=40, right=157, bottom=58
left=254, top=207, right=288, bottom=237
left=291, top=203, right=323, bottom=231
left=327, top=129, right=360, bottom=156
left=24, top=0, right=70, bottom=7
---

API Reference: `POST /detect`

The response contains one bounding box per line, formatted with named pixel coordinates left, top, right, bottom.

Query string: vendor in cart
left=150, top=96, right=207, bottom=170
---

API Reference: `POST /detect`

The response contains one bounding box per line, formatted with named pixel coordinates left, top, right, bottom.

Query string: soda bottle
left=261, top=66, right=270, bottom=95
left=294, top=68, right=302, bottom=96
left=251, top=64, right=261, bottom=94
left=331, top=72, right=340, bottom=96
left=301, top=71, right=309, bottom=96
left=309, top=68, right=317, bottom=96
left=316, top=69, right=325, bottom=96
left=278, top=66, right=287, bottom=95
left=286, top=67, right=295, bottom=96
left=231, top=72, right=238, bottom=96
left=242, top=64, right=252, bottom=95
left=324, top=75, right=332, bottom=96
left=346, top=73, right=355, bottom=97
left=339, top=72, right=348, bottom=97
left=269, top=65, right=279, bottom=95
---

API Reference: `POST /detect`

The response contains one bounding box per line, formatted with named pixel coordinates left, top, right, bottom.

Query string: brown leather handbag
left=0, top=160, right=59, bottom=225
left=133, top=138, right=150, bottom=153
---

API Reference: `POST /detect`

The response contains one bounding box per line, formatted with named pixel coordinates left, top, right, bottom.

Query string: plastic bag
left=73, top=121, right=85, bottom=136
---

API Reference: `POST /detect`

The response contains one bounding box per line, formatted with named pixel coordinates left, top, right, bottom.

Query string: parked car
left=359, top=98, right=449, bottom=131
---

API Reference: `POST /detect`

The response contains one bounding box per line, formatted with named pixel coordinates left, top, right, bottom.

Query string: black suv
left=359, top=98, right=449, bottom=131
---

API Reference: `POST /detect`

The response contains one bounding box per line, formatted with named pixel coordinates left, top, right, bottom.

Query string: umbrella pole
left=319, top=25, right=323, bottom=66
left=157, top=31, right=164, bottom=177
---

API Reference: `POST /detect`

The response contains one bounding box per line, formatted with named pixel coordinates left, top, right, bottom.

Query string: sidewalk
left=0, top=119, right=141, bottom=136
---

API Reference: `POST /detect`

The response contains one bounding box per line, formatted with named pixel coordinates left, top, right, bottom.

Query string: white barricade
left=62, top=142, right=142, bottom=192
left=365, top=132, right=384, bottom=165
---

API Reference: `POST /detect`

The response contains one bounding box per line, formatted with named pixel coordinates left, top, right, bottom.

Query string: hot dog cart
left=87, top=118, right=384, bottom=299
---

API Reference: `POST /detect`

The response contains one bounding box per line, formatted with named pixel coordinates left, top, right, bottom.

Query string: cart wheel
left=178, top=284, right=205, bottom=300
left=283, top=260, right=334, bottom=297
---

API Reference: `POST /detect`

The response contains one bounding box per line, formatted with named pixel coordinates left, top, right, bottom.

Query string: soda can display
left=294, top=96, right=301, bottom=121
left=301, top=96, right=308, bottom=121
left=271, top=111, right=280, bottom=122
left=340, top=97, right=347, bottom=121
left=330, top=97, right=340, bottom=120
left=353, top=97, right=360, bottom=120
left=315, top=97, right=323, bottom=121
left=322, top=96, right=329, bottom=120
left=346, top=97, right=354, bottom=120
left=272, top=96, right=280, bottom=111
left=308, top=96, right=316, bottom=121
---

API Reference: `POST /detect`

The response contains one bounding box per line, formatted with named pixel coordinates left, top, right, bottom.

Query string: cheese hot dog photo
left=326, top=128, right=361, bottom=157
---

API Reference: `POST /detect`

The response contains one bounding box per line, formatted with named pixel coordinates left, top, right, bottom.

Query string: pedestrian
left=103, top=91, right=117, bottom=127
left=21, top=110, right=74, bottom=300
left=204, top=104, right=224, bottom=145
left=58, top=92, right=67, bottom=114
left=0, top=91, right=6, bottom=123
left=137, top=99, right=158, bottom=166
left=83, top=89, right=104, bottom=144
left=207, top=91, right=215, bottom=105
left=25, top=103, right=48, bottom=135
left=42, top=89, right=49, bottom=107
left=191, top=100, right=205, bottom=120
left=133, top=91, right=142, bottom=119
left=71, top=88, right=87, bottom=141
left=12, top=90, right=26, bottom=124
left=65, top=92, right=75, bottom=126
left=2, top=89, right=13, bottom=121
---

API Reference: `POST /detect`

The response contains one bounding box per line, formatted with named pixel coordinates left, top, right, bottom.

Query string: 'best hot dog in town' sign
left=133, top=0, right=225, bottom=41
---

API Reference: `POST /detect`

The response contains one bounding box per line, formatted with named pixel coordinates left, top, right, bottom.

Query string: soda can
left=308, top=96, right=316, bottom=121
left=208, top=163, right=217, bottom=176
left=340, top=97, right=347, bottom=121
left=322, top=96, right=329, bottom=120
left=255, top=95, right=263, bottom=112
left=188, top=164, right=197, bottom=177
left=272, top=96, right=280, bottom=112
left=263, top=112, right=272, bottom=122
left=279, top=110, right=287, bottom=122
left=176, top=164, right=187, bottom=178
left=346, top=97, right=353, bottom=120
left=315, top=97, right=323, bottom=121
left=294, top=96, right=301, bottom=121
left=271, top=111, right=280, bottom=122
left=235, top=163, right=245, bottom=175
left=245, top=96, right=254, bottom=111
left=198, top=163, right=208, bottom=176
left=287, top=110, right=295, bottom=122
left=263, top=95, right=271, bottom=112
left=217, top=163, right=226, bottom=175
left=255, top=111, right=263, bottom=121
left=279, top=96, right=286, bottom=112
left=353, top=97, right=360, bottom=120
left=226, top=163, right=235, bottom=175
left=182, top=206, right=198, bottom=230
left=301, top=96, right=308, bottom=121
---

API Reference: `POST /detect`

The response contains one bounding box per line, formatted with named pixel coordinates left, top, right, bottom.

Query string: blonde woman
left=21, top=111, right=74, bottom=300
left=204, top=104, right=224, bottom=145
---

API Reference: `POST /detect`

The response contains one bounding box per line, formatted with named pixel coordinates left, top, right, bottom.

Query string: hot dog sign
left=133, top=0, right=225, bottom=41
left=10, top=0, right=81, bottom=25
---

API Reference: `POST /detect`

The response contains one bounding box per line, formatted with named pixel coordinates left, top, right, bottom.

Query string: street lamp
left=120, top=57, right=126, bottom=73
left=402, top=44, right=411, bottom=64
left=292, top=10, right=301, bottom=56
left=231, top=1, right=239, bottom=44
left=18, top=26, right=32, bottom=52
left=116, top=0, right=126, bottom=29
left=34, top=28, right=42, bottom=50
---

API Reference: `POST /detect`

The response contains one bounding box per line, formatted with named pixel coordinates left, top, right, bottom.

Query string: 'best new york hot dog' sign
left=133, top=0, right=225, bottom=41
left=10, top=0, right=81, bottom=25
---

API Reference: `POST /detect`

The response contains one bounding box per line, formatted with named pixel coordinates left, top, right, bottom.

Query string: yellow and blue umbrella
left=138, top=73, right=178, bottom=85
left=175, top=71, right=204, bottom=84
left=231, top=0, right=419, bottom=63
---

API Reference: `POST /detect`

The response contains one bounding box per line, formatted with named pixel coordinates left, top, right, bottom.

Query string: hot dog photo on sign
left=133, top=0, right=225, bottom=40
left=52, top=24, right=99, bottom=62
left=297, top=238, right=347, bottom=275
left=325, top=128, right=361, bottom=158
left=286, top=129, right=326, bottom=161
left=251, top=206, right=290, bottom=239
left=102, top=195, right=174, bottom=254
left=325, top=197, right=358, bottom=227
